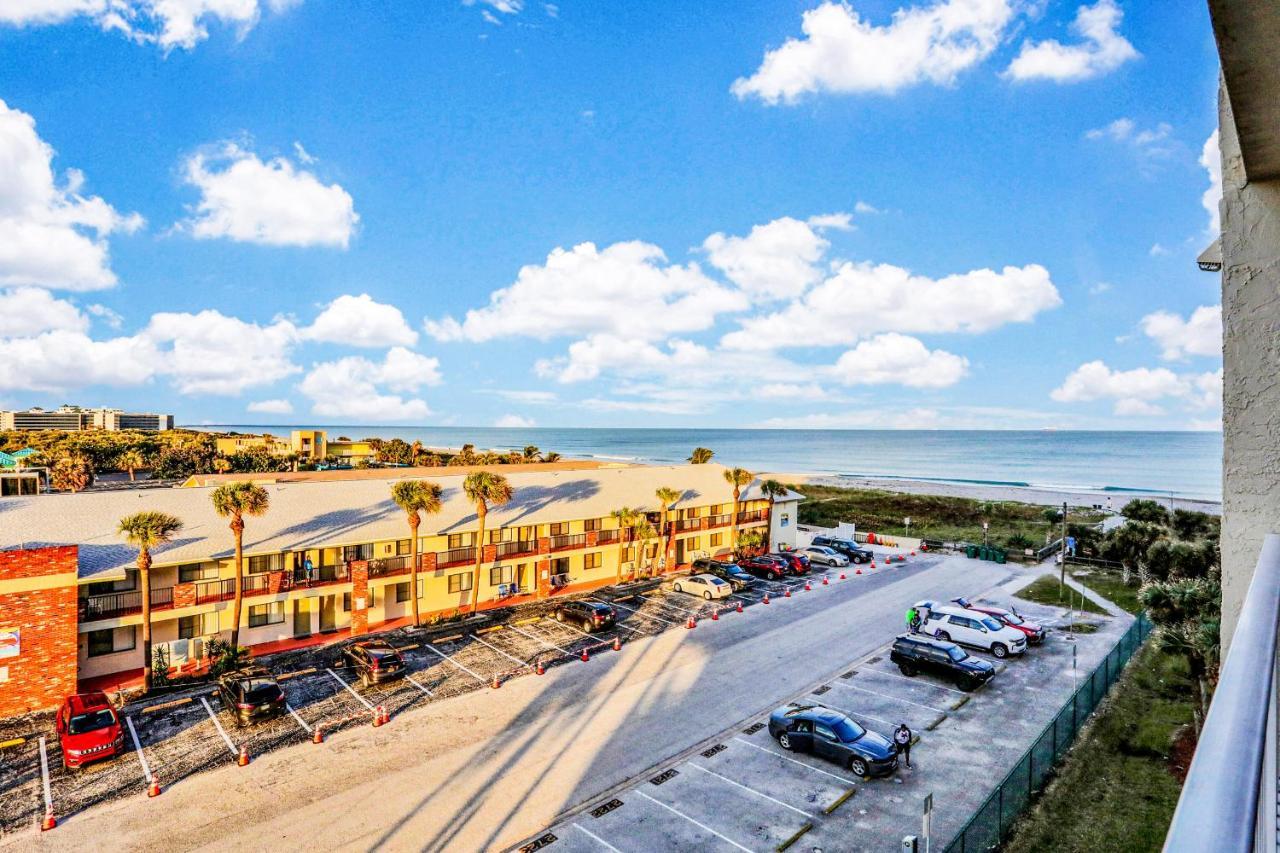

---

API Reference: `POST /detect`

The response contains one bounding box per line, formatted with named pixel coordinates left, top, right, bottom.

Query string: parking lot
left=0, top=545, right=939, bottom=840
left=519, top=583, right=1133, bottom=853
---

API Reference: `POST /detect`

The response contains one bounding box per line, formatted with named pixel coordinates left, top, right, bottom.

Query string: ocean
left=193, top=427, right=1224, bottom=502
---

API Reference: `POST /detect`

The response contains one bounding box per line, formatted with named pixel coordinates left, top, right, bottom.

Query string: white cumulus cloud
left=180, top=141, right=358, bottom=248
left=142, top=309, right=301, bottom=395
left=0, top=329, right=157, bottom=392
left=826, top=333, right=969, bottom=387
left=0, top=99, right=143, bottom=291
left=247, top=398, right=293, bottom=414
left=1005, top=0, right=1138, bottom=83
left=732, top=0, right=1015, bottom=104
left=493, top=413, right=535, bottom=428
left=304, top=293, right=418, bottom=348
left=1051, top=360, right=1221, bottom=416
left=1140, top=305, right=1221, bottom=361
left=702, top=214, right=849, bottom=301
left=1200, top=129, right=1221, bottom=234
left=0, top=287, right=89, bottom=336
left=300, top=347, right=441, bottom=420
left=425, top=240, right=748, bottom=343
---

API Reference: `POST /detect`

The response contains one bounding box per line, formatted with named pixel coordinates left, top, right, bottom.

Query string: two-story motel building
left=0, top=463, right=800, bottom=717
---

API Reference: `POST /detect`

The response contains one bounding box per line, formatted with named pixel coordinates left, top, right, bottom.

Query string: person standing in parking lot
left=906, top=606, right=919, bottom=633
left=894, top=723, right=913, bottom=768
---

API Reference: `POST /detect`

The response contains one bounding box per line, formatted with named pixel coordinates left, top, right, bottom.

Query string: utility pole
left=1059, top=501, right=1068, bottom=592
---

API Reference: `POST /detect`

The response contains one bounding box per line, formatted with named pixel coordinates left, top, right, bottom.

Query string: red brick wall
left=350, top=561, right=369, bottom=636
left=0, top=546, right=79, bottom=718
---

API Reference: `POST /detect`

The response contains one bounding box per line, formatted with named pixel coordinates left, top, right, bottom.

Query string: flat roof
left=0, top=463, right=804, bottom=583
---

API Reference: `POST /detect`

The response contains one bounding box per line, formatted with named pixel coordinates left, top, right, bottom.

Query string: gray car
left=801, top=545, right=849, bottom=567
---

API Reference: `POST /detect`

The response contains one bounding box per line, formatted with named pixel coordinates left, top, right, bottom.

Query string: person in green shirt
left=905, top=606, right=918, bottom=632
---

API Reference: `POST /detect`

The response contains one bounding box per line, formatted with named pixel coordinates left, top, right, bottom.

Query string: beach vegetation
left=687, top=447, right=714, bottom=464
left=1120, top=499, right=1171, bottom=526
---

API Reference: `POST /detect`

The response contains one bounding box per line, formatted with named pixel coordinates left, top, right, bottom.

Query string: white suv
left=922, top=605, right=1027, bottom=658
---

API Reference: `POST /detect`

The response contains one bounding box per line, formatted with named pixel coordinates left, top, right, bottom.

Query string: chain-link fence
left=943, top=614, right=1154, bottom=852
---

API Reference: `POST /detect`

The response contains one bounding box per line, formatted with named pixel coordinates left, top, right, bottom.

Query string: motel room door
left=319, top=595, right=337, bottom=633
left=675, top=538, right=685, bottom=567
left=293, top=599, right=312, bottom=638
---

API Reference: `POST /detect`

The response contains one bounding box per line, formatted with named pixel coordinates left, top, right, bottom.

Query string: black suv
left=553, top=600, right=617, bottom=632
left=889, top=634, right=995, bottom=692
left=216, top=667, right=286, bottom=726
left=341, top=639, right=407, bottom=687
left=811, top=535, right=874, bottom=564
left=691, top=557, right=755, bottom=591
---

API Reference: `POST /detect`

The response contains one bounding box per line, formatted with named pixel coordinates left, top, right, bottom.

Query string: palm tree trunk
left=765, top=497, right=775, bottom=551
left=471, top=504, right=486, bottom=615
left=230, top=517, right=244, bottom=650
left=729, top=487, right=741, bottom=557
left=616, top=528, right=627, bottom=584
left=140, top=549, right=153, bottom=691
left=409, top=516, right=421, bottom=627
left=128, top=467, right=136, bottom=483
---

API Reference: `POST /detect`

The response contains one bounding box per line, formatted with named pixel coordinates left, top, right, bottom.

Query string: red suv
left=770, top=552, right=811, bottom=576
left=56, top=692, right=124, bottom=769
left=960, top=601, right=1046, bottom=645
left=738, top=554, right=789, bottom=580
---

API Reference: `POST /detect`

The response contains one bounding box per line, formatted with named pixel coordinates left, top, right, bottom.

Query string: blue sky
left=0, top=0, right=1224, bottom=430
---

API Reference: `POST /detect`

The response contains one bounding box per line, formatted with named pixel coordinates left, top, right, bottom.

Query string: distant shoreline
left=768, top=471, right=1223, bottom=515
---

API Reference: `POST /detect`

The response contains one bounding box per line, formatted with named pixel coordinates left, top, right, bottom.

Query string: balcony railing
left=550, top=533, right=587, bottom=552
left=706, top=513, right=732, bottom=529
left=437, top=546, right=477, bottom=569
left=676, top=517, right=703, bottom=532
left=737, top=509, right=768, bottom=525
left=597, top=529, right=621, bottom=544
left=497, top=539, right=538, bottom=559
left=1164, top=533, right=1280, bottom=852
left=81, top=586, right=174, bottom=620
left=367, top=556, right=414, bottom=580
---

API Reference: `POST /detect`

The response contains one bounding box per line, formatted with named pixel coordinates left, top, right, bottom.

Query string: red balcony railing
left=80, top=586, right=174, bottom=621
left=550, top=533, right=587, bottom=552
left=497, top=540, right=538, bottom=559
left=676, top=517, right=703, bottom=532
left=707, top=513, right=733, bottom=529
left=737, top=509, right=768, bottom=525
left=437, top=547, right=477, bottom=569
left=597, top=529, right=621, bottom=544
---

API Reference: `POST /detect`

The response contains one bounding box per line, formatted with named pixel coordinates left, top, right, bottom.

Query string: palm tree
left=51, top=453, right=93, bottom=492
left=759, top=479, right=788, bottom=550
left=211, top=482, right=270, bottom=650
left=610, top=507, right=639, bottom=582
left=212, top=458, right=232, bottom=474
left=523, top=445, right=542, bottom=462
left=724, top=467, right=754, bottom=550
left=391, top=479, right=444, bottom=627
left=410, top=440, right=425, bottom=466
left=463, top=471, right=514, bottom=614
left=118, top=511, right=183, bottom=691
left=543, top=452, right=562, bottom=463
left=632, top=516, right=658, bottom=577
left=119, top=449, right=145, bottom=482
left=654, top=486, right=680, bottom=571
left=688, top=447, right=715, bottom=464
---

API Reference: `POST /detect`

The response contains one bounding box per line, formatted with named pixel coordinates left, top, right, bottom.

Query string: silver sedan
left=801, top=546, right=850, bottom=567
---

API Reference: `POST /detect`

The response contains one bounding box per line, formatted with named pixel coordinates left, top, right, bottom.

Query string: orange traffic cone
left=839, top=572, right=846, bottom=580
left=312, top=725, right=324, bottom=744
left=910, top=550, right=916, bottom=556
left=822, top=577, right=829, bottom=585
left=536, top=660, right=546, bottom=675
left=686, top=615, right=697, bottom=629
left=613, top=636, right=622, bottom=651
left=762, top=593, right=770, bottom=604
left=580, top=649, right=590, bottom=662
left=736, top=601, right=744, bottom=613
left=41, top=808, right=56, bottom=831
left=870, top=561, right=877, bottom=569
left=804, top=581, right=812, bottom=591
left=784, top=588, right=791, bottom=598
left=711, top=608, right=719, bottom=621
left=237, top=744, right=249, bottom=767
left=491, top=674, right=502, bottom=689
left=372, top=705, right=386, bottom=727
left=147, top=778, right=161, bottom=798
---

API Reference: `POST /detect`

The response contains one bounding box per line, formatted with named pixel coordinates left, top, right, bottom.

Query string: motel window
left=342, top=592, right=352, bottom=612
left=710, top=533, right=723, bottom=547
left=248, top=603, right=284, bottom=628
left=87, top=626, right=136, bottom=657
left=343, top=544, right=372, bottom=562
left=516, top=526, right=534, bottom=543
left=178, top=563, right=216, bottom=583
left=178, top=615, right=200, bottom=639
left=685, top=507, right=700, bottom=518
left=448, top=573, right=474, bottom=593
left=395, top=582, right=410, bottom=603
left=490, top=565, right=514, bottom=586
left=396, top=539, right=411, bottom=556
left=584, top=518, right=600, bottom=532
left=548, top=522, right=568, bottom=536
left=584, top=552, right=602, bottom=570
left=489, top=530, right=504, bottom=544
left=623, top=546, right=635, bottom=563
left=448, top=533, right=473, bottom=549
left=247, top=555, right=276, bottom=575
left=686, top=537, right=700, bottom=552
left=551, top=557, right=570, bottom=575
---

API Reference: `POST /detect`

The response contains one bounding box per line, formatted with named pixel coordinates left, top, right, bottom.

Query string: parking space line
left=326, top=668, right=376, bottom=711
left=730, top=737, right=856, bottom=784
left=469, top=633, right=534, bottom=670
left=810, top=699, right=894, bottom=727
left=199, top=697, right=239, bottom=757
left=597, top=599, right=679, bottom=627
left=406, top=675, right=434, bottom=696
left=687, top=762, right=813, bottom=817
left=573, top=822, right=624, bottom=852
left=856, top=667, right=967, bottom=695
left=424, top=644, right=489, bottom=685
left=124, top=716, right=153, bottom=783
left=828, top=681, right=946, bottom=713
left=285, top=702, right=312, bottom=733
left=634, top=790, right=753, bottom=853
left=506, top=623, right=575, bottom=656
left=37, top=736, right=52, bottom=815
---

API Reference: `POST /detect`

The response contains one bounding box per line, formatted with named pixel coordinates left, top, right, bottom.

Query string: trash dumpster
left=993, top=548, right=1007, bottom=564
left=965, top=545, right=978, bottom=559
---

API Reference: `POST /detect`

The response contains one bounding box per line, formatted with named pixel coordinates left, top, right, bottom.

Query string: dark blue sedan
left=767, top=705, right=898, bottom=777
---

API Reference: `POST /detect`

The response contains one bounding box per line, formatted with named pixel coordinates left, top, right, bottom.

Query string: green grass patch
left=1064, top=622, right=1100, bottom=634
left=1013, top=575, right=1107, bottom=614
left=793, top=483, right=1105, bottom=547
left=1004, top=644, right=1195, bottom=853
left=1070, top=568, right=1143, bottom=615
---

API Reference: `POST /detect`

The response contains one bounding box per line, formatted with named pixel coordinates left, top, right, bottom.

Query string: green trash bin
left=993, top=548, right=1007, bottom=564
left=966, top=545, right=978, bottom=559
left=978, top=544, right=990, bottom=561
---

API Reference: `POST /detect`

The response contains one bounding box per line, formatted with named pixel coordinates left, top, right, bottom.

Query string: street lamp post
left=982, top=521, right=989, bottom=546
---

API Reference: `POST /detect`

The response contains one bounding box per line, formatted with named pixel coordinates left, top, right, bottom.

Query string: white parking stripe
left=469, top=633, right=534, bottom=670
left=406, top=675, right=434, bottom=696
left=856, top=666, right=966, bottom=695
left=424, top=644, right=489, bottom=684
left=200, top=697, right=239, bottom=757
left=125, top=716, right=153, bottom=782
left=326, top=668, right=376, bottom=711
left=597, top=599, right=679, bottom=627
left=285, top=702, right=312, bottom=733
left=634, top=790, right=754, bottom=853
left=828, top=680, right=946, bottom=713
left=573, top=822, right=625, bottom=852
left=731, top=737, right=857, bottom=784
left=687, top=762, right=812, bottom=817
left=507, top=623, right=576, bottom=655
left=37, top=736, right=52, bottom=814
left=810, top=698, right=894, bottom=727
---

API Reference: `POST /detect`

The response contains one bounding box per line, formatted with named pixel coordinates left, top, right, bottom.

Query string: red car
left=961, top=601, right=1047, bottom=645
left=769, top=552, right=811, bottom=576
left=738, top=554, right=789, bottom=580
left=56, top=692, right=124, bottom=769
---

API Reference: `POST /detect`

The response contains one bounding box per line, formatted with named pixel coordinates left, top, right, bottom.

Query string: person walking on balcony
left=303, top=555, right=315, bottom=586
left=894, top=723, right=913, bottom=768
